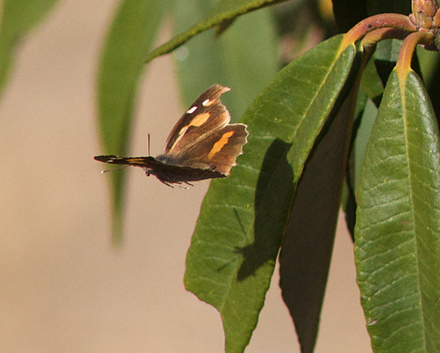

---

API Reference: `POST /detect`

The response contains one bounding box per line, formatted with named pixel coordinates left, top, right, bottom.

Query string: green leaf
left=355, top=70, right=440, bottom=352
left=173, top=1, right=278, bottom=120
left=417, top=47, right=439, bottom=87
left=0, top=0, right=60, bottom=99
left=280, top=80, right=360, bottom=353
left=185, top=34, right=357, bottom=353
left=374, top=39, right=401, bottom=87
left=353, top=96, right=378, bottom=189
left=361, top=58, right=384, bottom=104
left=96, top=0, right=167, bottom=243
left=146, top=0, right=288, bottom=63
left=342, top=89, right=372, bottom=237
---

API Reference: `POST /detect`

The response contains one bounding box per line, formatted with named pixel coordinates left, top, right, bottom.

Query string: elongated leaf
left=185, top=35, right=357, bottom=353
left=355, top=70, right=440, bottom=352
left=280, top=76, right=361, bottom=353
left=374, top=39, right=402, bottom=87
left=361, top=59, right=384, bottom=104
left=173, top=2, right=278, bottom=120
left=96, top=0, right=167, bottom=243
left=0, top=0, right=60, bottom=99
left=342, top=89, right=371, bottom=237
left=146, top=0, right=288, bottom=63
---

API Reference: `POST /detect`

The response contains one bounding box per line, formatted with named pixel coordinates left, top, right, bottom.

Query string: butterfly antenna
left=147, top=133, right=151, bottom=156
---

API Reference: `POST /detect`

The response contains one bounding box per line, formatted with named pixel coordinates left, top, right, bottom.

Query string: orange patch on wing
left=170, top=113, right=211, bottom=151
left=167, top=113, right=210, bottom=152
left=208, top=131, right=235, bottom=159
left=190, top=112, right=211, bottom=126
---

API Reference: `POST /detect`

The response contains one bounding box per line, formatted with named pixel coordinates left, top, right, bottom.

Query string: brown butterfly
left=94, top=84, right=248, bottom=187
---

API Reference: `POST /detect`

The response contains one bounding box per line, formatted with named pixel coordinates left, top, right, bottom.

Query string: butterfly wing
left=94, top=155, right=225, bottom=185
left=159, top=84, right=248, bottom=175
left=164, top=84, right=232, bottom=155
left=157, top=123, right=248, bottom=175
left=200, top=124, right=248, bottom=175
left=94, top=155, right=158, bottom=168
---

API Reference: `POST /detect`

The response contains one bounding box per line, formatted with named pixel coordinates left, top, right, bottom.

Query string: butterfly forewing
left=94, top=155, right=158, bottom=168
left=164, top=84, right=231, bottom=154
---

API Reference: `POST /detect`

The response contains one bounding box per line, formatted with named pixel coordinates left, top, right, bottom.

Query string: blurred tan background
left=0, top=1, right=372, bottom=352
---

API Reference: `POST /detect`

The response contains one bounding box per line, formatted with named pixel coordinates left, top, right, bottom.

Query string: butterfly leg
left=161, top=180, right=175, bottom=188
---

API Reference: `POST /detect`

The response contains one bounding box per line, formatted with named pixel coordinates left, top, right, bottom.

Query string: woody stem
left=341, top=13, right=417, bottom=51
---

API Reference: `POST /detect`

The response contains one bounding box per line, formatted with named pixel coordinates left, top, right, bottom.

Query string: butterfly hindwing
left=202, top=124, right=248, bottom=175
left=158, top=123, right=248, bottom=175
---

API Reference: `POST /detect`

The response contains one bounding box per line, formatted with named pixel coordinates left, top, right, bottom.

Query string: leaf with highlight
left=355, top=69, right=440, bottom=352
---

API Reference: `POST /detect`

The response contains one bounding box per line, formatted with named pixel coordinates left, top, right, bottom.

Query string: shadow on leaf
left=236, top=138, right=294, bottom=281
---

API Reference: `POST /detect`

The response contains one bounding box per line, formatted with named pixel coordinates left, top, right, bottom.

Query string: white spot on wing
left=202, top=99, right=211, bottom=106
left=187, top=106, right=197, bottom=114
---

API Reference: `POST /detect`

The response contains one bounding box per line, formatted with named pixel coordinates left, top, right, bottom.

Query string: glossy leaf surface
left=355, top=70, right=440, bottom=352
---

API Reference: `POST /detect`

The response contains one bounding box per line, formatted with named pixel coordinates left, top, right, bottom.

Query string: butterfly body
left=95, top=84, right=248, bottom=186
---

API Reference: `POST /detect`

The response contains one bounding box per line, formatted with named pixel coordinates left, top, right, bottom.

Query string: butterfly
left=94, top=84, right=248, bottom=187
